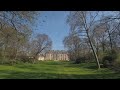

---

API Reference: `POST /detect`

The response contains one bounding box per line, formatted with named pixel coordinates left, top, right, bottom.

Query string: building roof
left=46, top=50, right=68, bottom=54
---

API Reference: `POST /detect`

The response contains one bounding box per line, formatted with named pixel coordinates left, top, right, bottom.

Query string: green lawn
left=0, top=61, right=120, bottom=79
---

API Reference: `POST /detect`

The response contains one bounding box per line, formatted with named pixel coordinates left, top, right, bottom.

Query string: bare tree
left=0, top=11, right=39, bottom=60
left=67, top=11, right=101, bottom=69
left=66, top=11, right=120, bottom=69
left=30, top=34, right=52, bottom=58
left=63, top=33, right=81, bottom=62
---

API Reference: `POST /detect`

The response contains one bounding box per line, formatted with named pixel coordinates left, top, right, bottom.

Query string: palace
left=37, top=50, right=69, bottom=61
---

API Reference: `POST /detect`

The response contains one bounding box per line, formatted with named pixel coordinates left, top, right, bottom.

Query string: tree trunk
left=108, top=30, right=113, bottom=51
left=14, top=48, right=18, bottom=60
left=86, top=30, right=100, bottom=69
left=96, top=41, right=99, bottom=56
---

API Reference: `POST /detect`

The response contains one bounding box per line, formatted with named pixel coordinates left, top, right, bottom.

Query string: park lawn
left=0, top=61, right=120, bottom=79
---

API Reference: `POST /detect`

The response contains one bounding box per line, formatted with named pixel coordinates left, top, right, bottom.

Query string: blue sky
left=33, top=11, right=70, bottom=50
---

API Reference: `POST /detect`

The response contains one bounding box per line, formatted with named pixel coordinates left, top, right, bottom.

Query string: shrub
left=110, top=53, right=120, bottom=71
left=0, top=56, right=37, bottom=65
left=0, top=57, right=17, bottom=65
left=73, top=53, right=94, bottom=64
left=73, top=57, right=85, bottom=64
left=74, top=58, right=81, bottom=64
left=16, top=55, right=38, bottom=64
left=102, top=49, right=118, bottom=68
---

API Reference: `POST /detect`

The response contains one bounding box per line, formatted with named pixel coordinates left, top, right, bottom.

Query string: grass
left=0, top=61, right=120, bottom=79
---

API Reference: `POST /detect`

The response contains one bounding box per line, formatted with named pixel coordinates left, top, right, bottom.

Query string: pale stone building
left=37, top=50, right=69, bottom=61
left=37, top=54, right=45, bottom=61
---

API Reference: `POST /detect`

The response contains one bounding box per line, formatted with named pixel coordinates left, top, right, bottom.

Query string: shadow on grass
left=14, top=64, right=40, bottom=70
left=64, top=63, right=97, bottom=69
left=0, top=69, right=119, bottom=79
left=12, top=61, right=69, bottom=72
left=38, top=61, right=69, bottom=65
left=13, top=64, right=59, bottom=72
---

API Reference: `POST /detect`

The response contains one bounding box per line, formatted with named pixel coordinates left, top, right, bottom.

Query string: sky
left=33, top=11, right=70, bottom=50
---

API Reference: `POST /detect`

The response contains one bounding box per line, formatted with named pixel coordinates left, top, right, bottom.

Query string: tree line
left=0, top=11, right=52, bottom=64
left=1, top=11, right=120, bottom=69
left=63, top=11, right=120, bottom=69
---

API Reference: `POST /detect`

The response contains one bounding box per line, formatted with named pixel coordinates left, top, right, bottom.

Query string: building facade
left=37, top=50, right=69, bottom=61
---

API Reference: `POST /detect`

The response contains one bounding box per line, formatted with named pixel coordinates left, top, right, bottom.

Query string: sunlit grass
left=0, top=61, right=119, bottom=79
